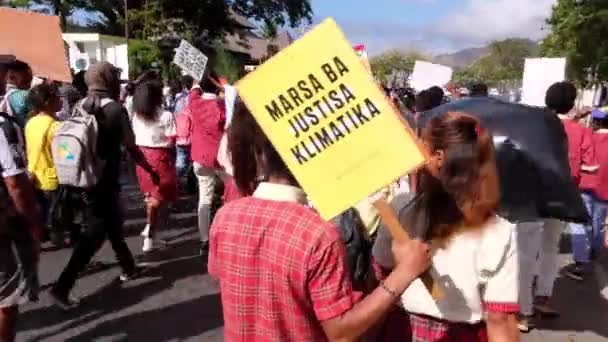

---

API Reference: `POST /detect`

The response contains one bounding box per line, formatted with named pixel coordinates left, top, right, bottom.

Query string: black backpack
left=333, top=208, right=372, bottom=289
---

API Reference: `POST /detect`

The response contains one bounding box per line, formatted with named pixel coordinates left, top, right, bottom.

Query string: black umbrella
left=420, top=97, right=589, bottom=224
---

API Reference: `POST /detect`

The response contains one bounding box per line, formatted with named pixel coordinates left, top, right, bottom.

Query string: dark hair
left=228, top=102, right=296, bottom=195
left=168, top=79, right=182, bottom=95
left=134, top=81, right=163, bottom=121
left=73, top=70, right=88, bottom=97
left=545, top=81, right=577, bottom=114
left=125, top=81, right=136, bottom=96
left=27, top=83, right=60, bottom=114
left=470, top=83, right=488, bottom=97
left=7, top=60, right=31, bottom=73
left=135, top=70, right=160, bottom=85
left=415, top=90, right=435, bottom=112
left=181, top=75, right=194, bottom=90
left=428, top=86, right=445, bottom=106
left=417, top=112, right=499, bottom=244
left=592, top=117, right=608, bottom=131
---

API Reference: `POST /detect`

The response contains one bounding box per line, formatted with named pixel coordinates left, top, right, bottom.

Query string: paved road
left=15, top=184, right=608, bottom=341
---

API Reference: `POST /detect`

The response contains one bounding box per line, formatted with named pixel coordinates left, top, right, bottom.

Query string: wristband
left=379, top=281, right=399, bottom=298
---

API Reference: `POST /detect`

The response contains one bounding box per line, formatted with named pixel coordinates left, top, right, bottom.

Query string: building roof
left=223, top=30, right=293, bottom=61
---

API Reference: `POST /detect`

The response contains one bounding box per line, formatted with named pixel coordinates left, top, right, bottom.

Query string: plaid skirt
left=378, top=308, right=488, bottom=342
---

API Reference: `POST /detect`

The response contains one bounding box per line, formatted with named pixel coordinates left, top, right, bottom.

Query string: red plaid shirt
left=208, top=183, right=361, bottom=341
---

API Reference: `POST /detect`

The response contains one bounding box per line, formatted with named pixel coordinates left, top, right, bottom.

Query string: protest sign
left=0, top=8, right=71, bottom=82
left=237, top=18, right=426, bottom=221
left=521, top=58, right=566, bottom=107
left=173, top=40, right=208, bottom=81
left=410, top=61, right=453, bottom=92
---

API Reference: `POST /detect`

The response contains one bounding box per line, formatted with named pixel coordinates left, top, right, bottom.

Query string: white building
left=62, top=33, right=129, bottom=80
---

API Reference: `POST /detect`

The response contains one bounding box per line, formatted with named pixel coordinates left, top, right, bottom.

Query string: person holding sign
left=208, top=104, right=432, bottom=342
left=373, top=113, right=520, bottom=341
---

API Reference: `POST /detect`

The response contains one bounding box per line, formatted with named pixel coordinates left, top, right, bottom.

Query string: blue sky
left=311, top=0, right=556, bottom=55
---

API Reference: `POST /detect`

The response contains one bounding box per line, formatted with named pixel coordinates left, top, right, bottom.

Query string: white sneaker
left=140, top=224, right=151, bottom=238
left=142, top=237, right=155, bottom=253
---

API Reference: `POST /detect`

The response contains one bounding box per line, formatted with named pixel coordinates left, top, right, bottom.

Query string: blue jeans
left=176, top=145, right=191, bottom=179
left=570, top=191, right=608, bottom=263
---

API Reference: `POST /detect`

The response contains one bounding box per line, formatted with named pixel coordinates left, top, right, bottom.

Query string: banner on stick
left=173, top=40, right=208, bottom=81
left=410, top=61, right=453, bottom=92
left=237, top=18, right=426, bottom=220
left=521, top=58, right=566, bottom=107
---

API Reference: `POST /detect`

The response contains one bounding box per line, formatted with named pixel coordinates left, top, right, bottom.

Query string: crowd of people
left=0, top=55, right=607, bottom=342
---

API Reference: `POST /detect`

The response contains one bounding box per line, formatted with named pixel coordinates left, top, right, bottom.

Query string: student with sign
left=373, top=113, right=520, bottom=341
left=208, top=104, right=432, bottom=342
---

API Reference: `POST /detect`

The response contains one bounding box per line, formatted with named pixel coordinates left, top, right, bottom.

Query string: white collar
left=202, top=93, right=217, bottom=100
left=557, top=114, right=571, bottom=120
left=253, top=182, right=307, bottom=204
left=596, top=129, right=608, bottom=134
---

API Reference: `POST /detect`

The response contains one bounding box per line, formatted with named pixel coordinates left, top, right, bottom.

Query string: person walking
left=131, top=80, right=177, bottom=253
left=0, top=110, right=40, bottom=342
left=571, top=108, right=608, bottom=269
left=208, top=103, right=432, bottom=341
left=24, top=83, right=63, bottom=245
left=189, top=75, right=226, bottom=255
left=50, top=62, right=158, bottom=310
left=0, top=60, right=33, bottom=128
left=516, top=82, right=587, bottom=331
left=373, top=112, right=520, bottom=341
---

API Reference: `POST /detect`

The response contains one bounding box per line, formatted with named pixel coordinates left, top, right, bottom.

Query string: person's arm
left=480, top=224, right=520, bottom=342
left=118, top=105, right=159, bottom=182
left=319, top=239, right=431, bottom=342
left=581, top=128, right=599, bottom=173
left=5, top=173, right=41, bottom=240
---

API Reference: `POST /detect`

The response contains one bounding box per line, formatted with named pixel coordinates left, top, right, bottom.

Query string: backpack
left=51, top=98, right=110, bottom=188
left=333, top=208, right=372, bottom=289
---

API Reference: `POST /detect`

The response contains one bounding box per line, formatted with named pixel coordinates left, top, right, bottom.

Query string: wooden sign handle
left=373, top=199, right=444, bottom=299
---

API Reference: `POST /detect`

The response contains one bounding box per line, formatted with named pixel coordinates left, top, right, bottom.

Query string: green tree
left=128, top=39, right=161, bottom=78
left=1, top=0, right=91, bottom=29
left=259, top=20, right=278, bottom=40
left=541, top=0, right=608, bottom=85
left=454, top=38, right=536, bottom=87
left=212, top=46, right=241, bottom=84
left=370, top=49, right=429, bottom=83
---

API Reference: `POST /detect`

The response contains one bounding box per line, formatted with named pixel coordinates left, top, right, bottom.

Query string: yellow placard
left=237, top=18, right=425, bottom=220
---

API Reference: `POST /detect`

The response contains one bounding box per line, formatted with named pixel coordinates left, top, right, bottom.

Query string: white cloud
left=434, top=0, right=555, bottom=47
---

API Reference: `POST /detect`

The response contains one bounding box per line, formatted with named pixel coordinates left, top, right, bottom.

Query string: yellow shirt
left=25, top=113, right=59, bottom=191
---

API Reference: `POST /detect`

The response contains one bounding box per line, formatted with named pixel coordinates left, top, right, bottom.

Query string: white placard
left=224, top=85, right=238, bottom=128
left=410, top=61, right=453, bottom=92
left=173, top=40, right=208, bottom=81
left=521, top=58, right=566, bottom=107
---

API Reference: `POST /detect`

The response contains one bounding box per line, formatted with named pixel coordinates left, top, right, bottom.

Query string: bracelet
left=379, top=281, right=399, bottom=298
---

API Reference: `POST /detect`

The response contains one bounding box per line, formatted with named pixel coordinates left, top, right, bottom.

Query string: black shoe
left=200, top=241, right=209, bottom=256
left=119, top=266, right=148, bottom=283
left=563, top=264, right=585, bottom=282
left=50, top=289, right=80, bottom=311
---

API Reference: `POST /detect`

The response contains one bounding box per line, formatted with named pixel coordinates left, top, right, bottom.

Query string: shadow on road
left=19, top=238, right=219, bottom=341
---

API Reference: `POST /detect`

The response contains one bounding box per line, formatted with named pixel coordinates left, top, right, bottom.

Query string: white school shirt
left=132, top=110, right=177, bottom=148
left=373, top=215, right=519, bottom=323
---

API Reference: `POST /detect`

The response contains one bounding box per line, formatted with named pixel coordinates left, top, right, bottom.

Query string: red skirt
left=379, top=309, right=488, bottom=342
left=136, top=146, right=177, bottom=202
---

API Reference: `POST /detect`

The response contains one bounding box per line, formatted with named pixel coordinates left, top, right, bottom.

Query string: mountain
left=434, top=46, right=488, bottom=69
left=433, top=39, right=538, bottom=69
